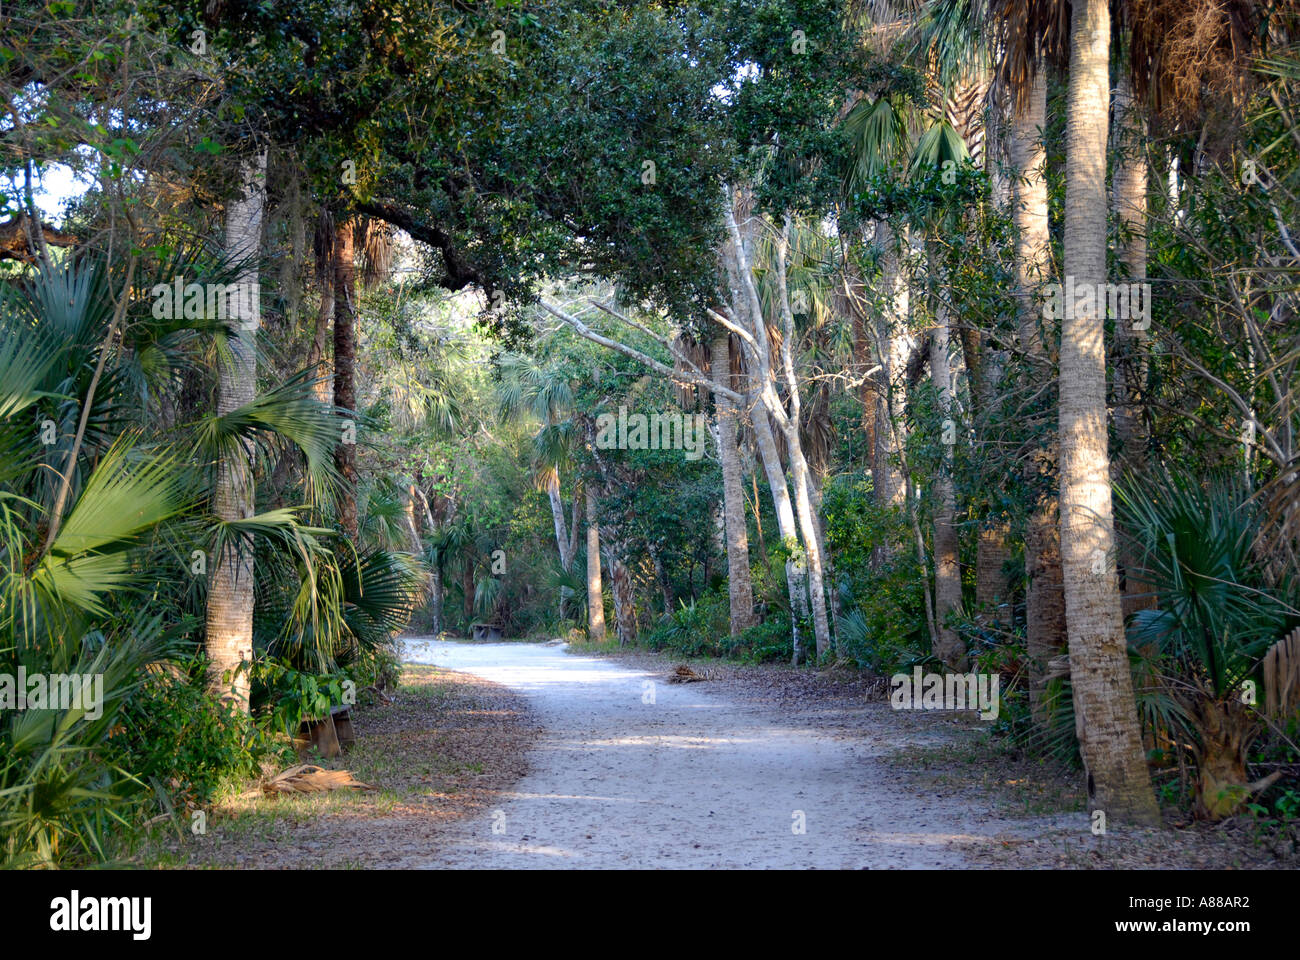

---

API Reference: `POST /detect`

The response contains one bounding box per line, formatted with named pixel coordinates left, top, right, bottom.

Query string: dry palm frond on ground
left=667, top=664, right=718, bottom=683
left=254, top=764, right=375, bottom=797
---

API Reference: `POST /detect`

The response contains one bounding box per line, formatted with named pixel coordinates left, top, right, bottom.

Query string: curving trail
left=398, top=639, right=1060, bottom=869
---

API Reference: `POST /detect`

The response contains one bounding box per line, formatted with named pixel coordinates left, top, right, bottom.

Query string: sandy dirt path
left=398, top=639, right=1078, bottom=869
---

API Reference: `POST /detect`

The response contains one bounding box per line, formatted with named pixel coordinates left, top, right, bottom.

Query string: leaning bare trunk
left=206, top=151, right=267, bottom=712
left=546, top=471, right=573, bottom=572
left=1062, top=0, right=1160, bottom=825
left=333, top=219, right=359, bottom=538
left=712, top=330, right=756, bottom=635
left=402, top=484, right=421, bottom=553
left=585, top=489, right=606, bottom=642
left=930, top=299, right=965, bottom=669
left=1012, top=72, right=1068, bottom=724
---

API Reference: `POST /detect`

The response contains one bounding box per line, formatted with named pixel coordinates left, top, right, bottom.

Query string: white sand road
left=399, top=638, right=1077, bottom=869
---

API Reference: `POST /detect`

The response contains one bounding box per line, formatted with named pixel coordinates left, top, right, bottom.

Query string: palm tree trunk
left=1062, top=0, right=1160, bottom=825
left=712, top=329, right=756, bottom=635
left=307, top=283, right=333, bottom=404
left=585, top=489, right=606, bottom=642
left=1111, top=68, right=1156, bottom=618
left=1111, top=70, right=1149, bottom=461
left=872, top=223, right=910, bottom=514
left=1012, top=72, right=1068, bottom=723
left=606, top=549, right=637, bottom=647
left=333, top=218, right=359, bottom=538
left=930, top=298, right=965, bottom=669
left=206, top=151, right=266, bottom=712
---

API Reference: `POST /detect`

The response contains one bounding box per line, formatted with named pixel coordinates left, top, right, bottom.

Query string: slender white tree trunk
left=874, top=227, right=911, bottom=513
left=546, top=470, right=573, bottom=572
left=723, top=203, right=832, bottom=659
left=930, top=298, right=965, bottom=669
left=206, top=151, right=266, bottom=712
left=712, top=330, right=756, bottom=635
left=749, top=398, right=809, bottom=663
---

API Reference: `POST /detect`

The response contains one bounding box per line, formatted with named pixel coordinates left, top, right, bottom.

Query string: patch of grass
left=132, top=663, right=536, bottom=869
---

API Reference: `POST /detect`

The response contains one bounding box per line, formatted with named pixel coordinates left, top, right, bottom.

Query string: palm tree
left=0, top=246, right=350, bottom=861
left=206, top=150, right=267, bottom=710
left=1060, top=0, right=1159, bottom=824
left=496, top=343, right=628, bottom=642
left=496, top=351, right=581, bottom=576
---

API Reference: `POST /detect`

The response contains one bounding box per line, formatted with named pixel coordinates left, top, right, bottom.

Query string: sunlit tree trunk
left=333, top=218, right=359, bottom=538
left=1062, top=0, right=1160, bottom=824
left=585, top=489, right=606, bottom=642
left=712, top=329, right=756, bottom=635
left=206, top=151, right=266, bottom=712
